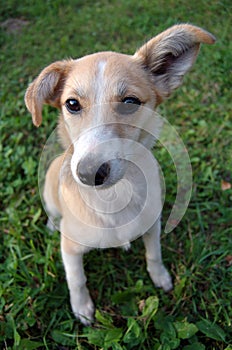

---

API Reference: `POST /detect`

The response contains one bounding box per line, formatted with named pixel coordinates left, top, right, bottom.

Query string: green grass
left=1, top=0, right=232, bottom=349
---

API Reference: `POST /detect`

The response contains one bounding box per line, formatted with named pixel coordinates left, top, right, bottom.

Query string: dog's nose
left=77, top=161, right=111, bottom=187
left=95, top=162, right=111, bottom=186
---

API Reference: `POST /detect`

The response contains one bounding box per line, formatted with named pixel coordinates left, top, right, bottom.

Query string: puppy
left=25, top=24, right=215, bottom=325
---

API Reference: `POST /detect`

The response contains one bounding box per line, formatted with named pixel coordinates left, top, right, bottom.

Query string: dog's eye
left=65, top=99, right=81, bottom=114
left=118, top=96, right=141, bottom=115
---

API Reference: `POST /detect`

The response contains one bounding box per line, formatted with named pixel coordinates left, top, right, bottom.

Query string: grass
left=0, top=0, right=232, bottom=349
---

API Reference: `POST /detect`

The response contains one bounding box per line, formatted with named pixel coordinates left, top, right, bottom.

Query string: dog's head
left=25, top=24, right=215, bottom=187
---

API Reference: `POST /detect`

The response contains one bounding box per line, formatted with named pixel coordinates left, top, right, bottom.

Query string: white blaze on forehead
left=95, top=60, right=107, bottom=103
left=97, top=60, right=107, bottom=79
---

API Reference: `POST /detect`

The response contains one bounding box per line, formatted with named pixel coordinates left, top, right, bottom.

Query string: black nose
left=95, top=162, right=111, bottom=186
left=77, top=161, right=111, bottom=187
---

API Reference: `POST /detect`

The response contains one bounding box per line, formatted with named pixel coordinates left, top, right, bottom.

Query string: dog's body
left=25, top=24, right=215, bottom=325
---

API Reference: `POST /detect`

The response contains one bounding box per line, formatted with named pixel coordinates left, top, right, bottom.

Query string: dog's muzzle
left=76, top=156, right=111, bottom=187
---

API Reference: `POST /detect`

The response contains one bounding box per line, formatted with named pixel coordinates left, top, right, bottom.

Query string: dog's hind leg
left=43, top=155, right=63, bottom=232
left=143, top=219, right=173, bottom=292
left=61, top=233, right=94, bottom=325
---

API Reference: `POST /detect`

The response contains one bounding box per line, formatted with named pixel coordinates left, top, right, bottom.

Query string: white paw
left=71, top=290, right=95, bottom=326
left=46, top=217, right=60, bottom=232
left=147, top=261, right=173, bottom=292
left=46, top=219, right=56, bottom=232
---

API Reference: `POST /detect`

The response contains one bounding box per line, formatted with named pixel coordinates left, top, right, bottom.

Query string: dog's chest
left=59, top=162, right=162, bottom=248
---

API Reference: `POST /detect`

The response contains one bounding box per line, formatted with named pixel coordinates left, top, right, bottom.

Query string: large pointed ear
left=25, top=60, right=72, bottom=127
left=134, top=24, right=215, bottom=101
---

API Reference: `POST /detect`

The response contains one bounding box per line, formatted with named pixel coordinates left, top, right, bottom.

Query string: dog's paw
left=46, top=218, right=56, bottom=232
left=153, top=267, right=173, bottom=292
left=147, top=261, right=173, bottom=292
left=46, top=217, right=60, bottom=233
left=71, top=292, right=95, bottom=326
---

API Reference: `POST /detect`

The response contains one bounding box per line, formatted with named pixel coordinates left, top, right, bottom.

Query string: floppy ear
left=134, top=24, right=215, bottom=101
left=25, top=60, right=72, bottom=127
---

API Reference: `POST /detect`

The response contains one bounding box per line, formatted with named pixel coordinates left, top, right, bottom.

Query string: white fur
left=95, top=60, right=107, bottom=105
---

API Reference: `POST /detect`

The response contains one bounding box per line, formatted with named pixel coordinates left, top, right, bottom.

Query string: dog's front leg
left=143, top=219, right=173, bottom=292
left=61, top=234, right=94, bottom=325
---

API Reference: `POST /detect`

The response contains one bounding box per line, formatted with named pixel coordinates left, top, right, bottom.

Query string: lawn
left=0, top=0, right=231, bottom=349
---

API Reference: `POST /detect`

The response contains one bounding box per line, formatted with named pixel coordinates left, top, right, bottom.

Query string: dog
left=25, top=24, right=215, bottom=325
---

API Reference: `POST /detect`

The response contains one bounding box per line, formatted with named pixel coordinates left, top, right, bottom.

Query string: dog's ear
left=25, top=60, right=72, bottom=127
left=134, top=24, right=215, bottom=102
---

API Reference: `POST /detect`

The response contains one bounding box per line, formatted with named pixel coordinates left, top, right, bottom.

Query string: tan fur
left=25, top=24, right=215, bottom=325
left=43, top=155, right=63, bottom=216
